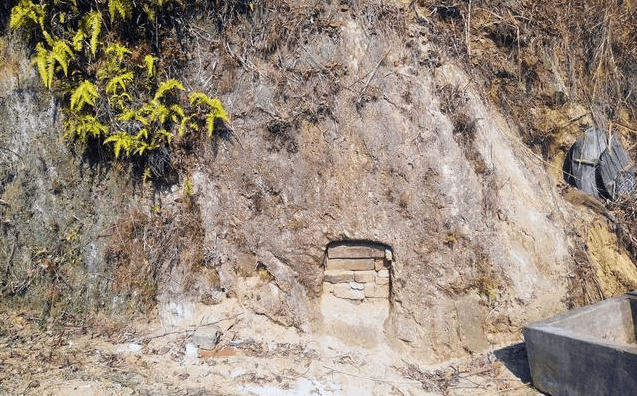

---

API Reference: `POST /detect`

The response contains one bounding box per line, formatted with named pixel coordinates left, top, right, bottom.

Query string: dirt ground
left=0, top=302, right=541, bottom=396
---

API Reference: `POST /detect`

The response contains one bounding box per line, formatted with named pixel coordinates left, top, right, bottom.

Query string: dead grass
left=564, top=242, right=605, bottom=309
left=106, top=196, right=208, bottom=313
left=416, top=0, right=637, bottom=159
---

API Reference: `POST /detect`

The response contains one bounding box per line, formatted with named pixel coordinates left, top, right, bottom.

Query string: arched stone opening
left=320, top=241, right=393, bottom=347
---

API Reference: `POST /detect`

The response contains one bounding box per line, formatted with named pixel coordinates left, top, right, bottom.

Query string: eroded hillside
left=2, top=1, right=637, bottom=394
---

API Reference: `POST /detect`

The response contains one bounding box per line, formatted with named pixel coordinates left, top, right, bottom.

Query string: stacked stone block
left=323, top=243, right=392, bottom=300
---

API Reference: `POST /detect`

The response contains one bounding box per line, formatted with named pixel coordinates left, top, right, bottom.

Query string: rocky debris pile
left=566, top=128, right=635, bottom=199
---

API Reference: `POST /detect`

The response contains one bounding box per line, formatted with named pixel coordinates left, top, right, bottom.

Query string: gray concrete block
left=324, top=270, right=354, bottom=283
left=524, top=293, right=637, bottom=396
left=354, top=270, right=376, bottom=283
left=333, top=283, right=365, bottom=300
left=326, top=258, right=374, bottom=271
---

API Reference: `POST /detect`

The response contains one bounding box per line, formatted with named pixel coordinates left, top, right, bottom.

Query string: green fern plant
left=104, top=131, right=136, bottom=158
left=10, top=0, right=231, bottom=182
left=186, top=92, right=229, bottom=136
left=143, top=55, right=157, bottom=77
left=108, top=0, right=133, bottom=22
left=73, top=11, right=102, bottom=55
left=70, top=80, right=99, bottom=112
left=105, top=71, right=134, bottom=95
left=98, top=43, right=131, bottom=81
left=33, top=39, right=74, bottom=88
left=154, top=79, right=184, bottom=101
left=9, top=0, right=45, bottom=32
left=105, top=79, right=185, bottom=159
left=64, top=114, right=109, bottom=142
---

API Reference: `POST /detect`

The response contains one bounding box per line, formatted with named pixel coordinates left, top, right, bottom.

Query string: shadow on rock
left=493, top=342, right=531, bottom=383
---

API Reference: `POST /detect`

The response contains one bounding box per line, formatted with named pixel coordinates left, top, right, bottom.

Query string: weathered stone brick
left=333, top=283, right=365, bottom=300
left=377, top=269, right=390, bottom=278
left=323, top=282, right=334, bottom=294
left=374, top=259, right=390, bottom=270
left=324, top=270, right=354, bottom=283
left=326, top=258, right=374, bottom=271
left=328, top=244, right=385, bottom=259
left=365, top=283, right=389, bottom=298
left=364, top=282, right=375, bottom=297
left=375, top=275, right=390, bottom=285
left=354, top=270, right=376, bottom=283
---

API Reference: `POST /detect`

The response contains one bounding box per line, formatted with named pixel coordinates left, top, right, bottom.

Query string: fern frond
left=70, top=80, right=99, bottom=112
left=169, top=103, right=185, bottom=122
left=117, top=109, right=136, bottom=122
left=154, top=79, right=184, bottom=101
left=135, top=141, right=154, bottom=156
left=33, top=42, right=49, bottom=88
left=154, top=128, right=174, bottom=144
left=206, top=98, right=229, bottom=121
left=142, top=4, right=156, bottom=20
left=51, top=40, right=73, bottom=77
left=143, top=55, right=157, bottom=77
left=32, top=39, right=73, bottom=88
left=42, top=30, right=54, bottom=47
left=108, top=0, right=132, bottom=22
left=189, top=92, right=229, bottom=121
left=151, top=103, right=170, bottom=123
left=109, top=92, right=132, bottom=110
left=64, top=114, right=108, bottom=141
left=135, top=128, right=149, bottom=140
left=104, top=131, right=134, bottom=158
left=205, top=114, right=216, bottom=136
left=104, top=42, right=131, bottom=64
left=72, top=28, right=85, bottom=52
left=10, top=0, right=45, bottom=32
left=188, top=92, right=214, bottom=107
left=178, top=115, right=190, bottom=136
left=188, top=92, right=229, bottom=136
left=85, top=11, right=102, bottom=55
left=106, top=71, right=134, bottom=94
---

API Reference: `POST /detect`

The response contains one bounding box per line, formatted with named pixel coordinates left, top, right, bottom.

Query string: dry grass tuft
left=106, top=197, right=207, bottom=312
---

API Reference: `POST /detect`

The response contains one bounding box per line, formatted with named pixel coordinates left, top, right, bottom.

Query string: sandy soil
left=0, top=302, right=542, bottom=396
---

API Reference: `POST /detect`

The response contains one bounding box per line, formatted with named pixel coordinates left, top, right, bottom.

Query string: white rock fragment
left=185, top=343, right=198, bottom=358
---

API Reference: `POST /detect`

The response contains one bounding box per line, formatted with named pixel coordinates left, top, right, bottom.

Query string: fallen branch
left=142, top=313, right=243, bottom=341
left=322, top=365, right=421, bottom=385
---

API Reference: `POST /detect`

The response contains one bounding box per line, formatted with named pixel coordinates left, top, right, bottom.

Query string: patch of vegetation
left=9, top=0, right=229, bottom=181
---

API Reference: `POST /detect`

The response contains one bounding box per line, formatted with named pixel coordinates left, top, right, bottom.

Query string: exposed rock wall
left=180, top=14, right=579, bottom=362
left=2, top=2, right=637, bottom=366
left=0, top=36, right=136, bottom=317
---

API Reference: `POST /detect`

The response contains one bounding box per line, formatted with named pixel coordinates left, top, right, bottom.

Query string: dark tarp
left=565, top=128, right=634, bottom=199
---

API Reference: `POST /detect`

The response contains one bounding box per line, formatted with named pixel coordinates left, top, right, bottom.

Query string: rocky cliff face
left=2, top=1, right=637, bottom=365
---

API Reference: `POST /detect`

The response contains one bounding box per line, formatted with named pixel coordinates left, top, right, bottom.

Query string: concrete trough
left=524, top=292, right=637, bottom=396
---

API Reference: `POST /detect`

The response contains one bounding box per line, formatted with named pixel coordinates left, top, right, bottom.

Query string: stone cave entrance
left=320, top=241, right=393, bottom=348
